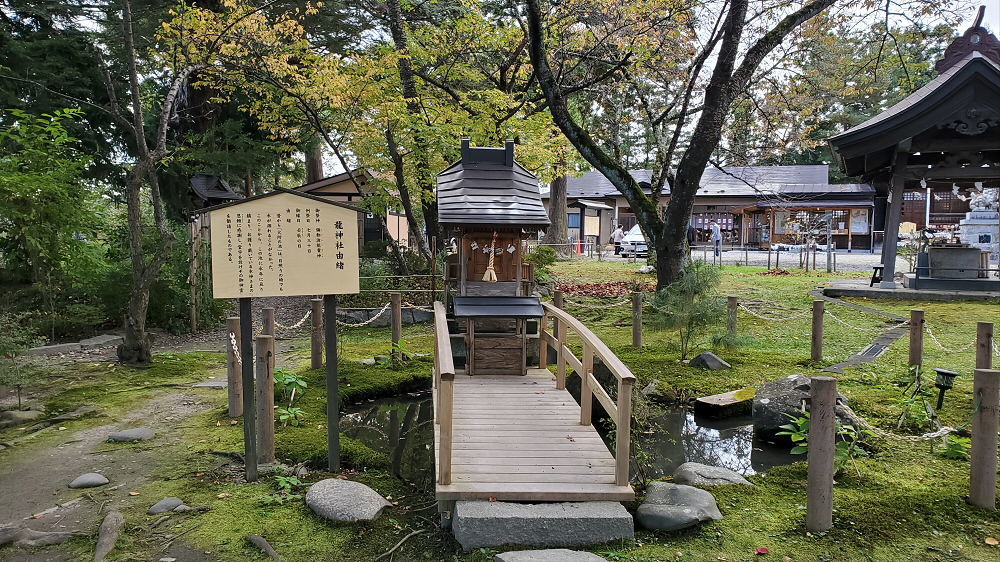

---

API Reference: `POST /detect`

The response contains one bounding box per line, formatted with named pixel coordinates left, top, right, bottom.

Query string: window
left=567, top=212, right=581, bottom=228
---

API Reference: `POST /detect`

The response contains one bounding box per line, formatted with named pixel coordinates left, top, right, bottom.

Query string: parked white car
left=620, top=225, right=648, bottom=257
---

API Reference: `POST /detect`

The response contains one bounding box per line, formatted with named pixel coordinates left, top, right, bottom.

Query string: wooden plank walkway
left=434, top=368, right=635, bottom=502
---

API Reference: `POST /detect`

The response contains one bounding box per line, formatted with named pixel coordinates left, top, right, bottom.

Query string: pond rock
left=108, top=427, right=155, bottom=442
left=495, top=549, right=608, bottom=561
left=636, top=265, right=655, bottom=274
left=148, top=497, right=184, bottom=515
left=636, top=482, right=722, bottom=531
left=689, top=352, right=731, bottom=370
left=673, top=462, right=752, bottom=486
left=69, top=472, right=109, bottom=489
left=753, top=374, right=859, bottom=443
left=306, top=478, right=390, bottom=522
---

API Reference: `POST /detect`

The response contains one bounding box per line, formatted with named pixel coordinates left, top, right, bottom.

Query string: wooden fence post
left=311, top=298, right=323, bottom=370
left=538, top=312, right=549, bottom=369
left=744, top=246, right=748, bottom=266
left=976, top=322, right=994, bottom=370
left=255, top=335, right=275, bottom=464
left=811, top=300, right=824, bottom=362
left=807, top=376, right=837, bottom=531
left=727, top=296, right=738, bottom=338
left=909, top=309, right=925, bottom=370
left=767, top=247, right=772, bottom=270
left=438, top=372, right=454, bottom=485
left=225, top=317, right=243, bottom=418
left=969, top=368, right=1000, bottom=510
left=775, top=248, right=780, bottom=269
left=391, top=292, right=403, bottom=360
left=580, top=346, right=594, bottom=426
left=553, top=290, right=564, bottom=377
left=615, top=378, right=634, bottom=486
left=632, top=292, right=643, bottom=348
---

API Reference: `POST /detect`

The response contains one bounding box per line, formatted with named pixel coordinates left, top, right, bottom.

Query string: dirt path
left=0, top=384, right=218, bottom=559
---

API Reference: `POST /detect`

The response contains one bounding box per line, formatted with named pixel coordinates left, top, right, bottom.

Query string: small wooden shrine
left=439, top=140, right=550, bottom=375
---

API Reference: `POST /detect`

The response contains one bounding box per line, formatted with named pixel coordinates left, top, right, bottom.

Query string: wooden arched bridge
left=432, top=300, right=636, bottom=503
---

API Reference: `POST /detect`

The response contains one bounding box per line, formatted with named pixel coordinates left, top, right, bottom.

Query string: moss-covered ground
left=3, top=261, right=998, bottom=561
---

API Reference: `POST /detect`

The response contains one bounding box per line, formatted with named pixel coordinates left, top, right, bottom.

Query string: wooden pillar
left=325, top=294, right=341, bottom=471
left=225, top=317, right=243, bottom=418
left=969, top=369, right=1000, bottom=510
left=438, top=371, right=454, bottom=485
left=311, top=298, right=323, bottom=370
left=775, top=248, right=780, bottom=269
left=391, top=292, right=403, bottom=361
left=580, top=346, right=594, bottom=426
left=807, top=376, right=837, bottom=531
left=255, top=335, right=275, bottom=465
left=909, top=309, right=924, bottom=370
left=238, top=298, right=257, bottom=482
left=261, top=307, right=276, bottom=375
left=880, top=145, right=910, bottom=288
left=727, top=296, right=738, bottom=338
left=538, top=312, right=549, bottom=369
left=615, top=378, right=634, bottom=486
left=556, top=312, right=567, bottom=391
left=430, top=236, right=438, bottom=305
left=976, top=322, right=994, bottom=370
left=767, top=247, right=772, bottom=270
left=811, top=300, right=824, bottom=362
left=631, top=292, right=643, bottom=348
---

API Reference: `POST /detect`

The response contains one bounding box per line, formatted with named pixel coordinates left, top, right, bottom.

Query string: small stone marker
left=636, top=482, right=723, bottom=531
left=673, top=462, right=752, bottom=486
left=108, top=427, right=155, bottom=442
left=693, top=388, right=755, bottom=418
left=148, top=497, right=184, bottom=515
left=495, top=549, right=608, bottom=562
left=689, top=352, right=731, bottom=370
left=69, top=472, right=109, bottom=489
left=305, top=479, right=390, bottom=522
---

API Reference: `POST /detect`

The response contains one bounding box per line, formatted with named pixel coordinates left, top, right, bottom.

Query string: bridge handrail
left=539, top=302, right=635, bottom=486
left=433, top=301, right=454, bottom=485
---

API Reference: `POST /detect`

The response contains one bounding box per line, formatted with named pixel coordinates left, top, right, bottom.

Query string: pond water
left=341, top=394, right=795, bottom=491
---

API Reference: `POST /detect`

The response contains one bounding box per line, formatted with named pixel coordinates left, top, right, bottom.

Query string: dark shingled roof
left=437, top=140, right=550, bottom=227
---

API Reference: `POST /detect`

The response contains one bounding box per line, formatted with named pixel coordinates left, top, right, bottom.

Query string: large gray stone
left=69, top=473, right=109, bottom=489
left=79, top=334, right=123, bottom=349
left=452, top=501, right=633, bottom=551
left=636, top=482, right=722, bottom=531
left=305, top=478, right=390, bottom=522
left=25, top=342, right=81, bottom=356
left=689, top=352, right=731, bottom=370
left=148, top=497, right=184, bottom=514
left=0, top=409, right=43, bottom=428
left=495, top=549, right=608, bottom=562
left=753, top=374, right=859, bottom=443
left=108, top=427, right=156, bottom=442
left=673, top=462, right=752, bottom=486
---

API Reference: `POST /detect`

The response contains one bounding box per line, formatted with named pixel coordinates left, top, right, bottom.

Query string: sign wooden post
left=807, top=376, right=837, bottom=531
left=203, top=189, right=361, bottom=481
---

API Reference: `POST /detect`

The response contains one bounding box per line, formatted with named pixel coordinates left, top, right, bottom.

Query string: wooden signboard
left=209, top=190, right=360, bottom=298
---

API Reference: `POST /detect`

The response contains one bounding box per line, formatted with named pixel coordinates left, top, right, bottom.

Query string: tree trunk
left=386, top=127, right=431, bottom=263
left=305, top=137, right=324, bottom=183
left=118, top=170, right=153, bottom=364
left=541, top=174, right=571, bottom=257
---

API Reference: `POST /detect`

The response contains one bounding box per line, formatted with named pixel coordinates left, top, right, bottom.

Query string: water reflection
left=633, top=409, right=795, bottom=479
left=343, top=397, right=794, bottom=487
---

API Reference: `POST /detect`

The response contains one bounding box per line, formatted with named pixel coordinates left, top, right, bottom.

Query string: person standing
left=611, top=225, right=625, bottom=255
left=709, top=220, right=722, bottom=257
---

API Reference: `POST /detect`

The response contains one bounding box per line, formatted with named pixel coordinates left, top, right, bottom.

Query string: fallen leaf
left=128, top=492, right=140, bottom=496
left=217, top=493, right=232, bottom=499
left=755, top=547, right=769, bottom=555
left=31, top=514, right=43, bottom=519
left=986, top=537, right=999, bottom=546
left=215, top=421, right=222, bottom=426
left=784, top=557, right=793, bottom=562
left=488, top=497, right=498, bottom=502
left=230, top=420, right=238, bottom=425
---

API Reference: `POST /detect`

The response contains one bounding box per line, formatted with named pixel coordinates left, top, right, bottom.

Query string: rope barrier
left=274, top=310, right=313, bottom=331
left=823, top=309, right=907, bottom=334
left=562, top=297, right=632, bottom=309
left=229, top=332, right=241, bottom=365
left=925, top=327, right=976, bottom=354
left=336, top=302, right=392, bottom=327
left=737, top=303, right=812, bottom=322
left=403, top=302, right=436, bottom=313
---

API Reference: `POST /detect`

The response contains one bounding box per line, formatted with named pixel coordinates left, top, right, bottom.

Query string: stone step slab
left=452, top=501, right=633, bottom=551
left=693, top=388, right=755, bottom=419
left=495, top=549, right=608, bottom=562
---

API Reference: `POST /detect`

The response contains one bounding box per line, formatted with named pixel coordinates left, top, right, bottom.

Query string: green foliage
left=525, top=245, right=557, bottom=284
left=777, top=409, right=870, bottom=475
left=262, top=475, right=303, bottom=504
left=274, top=370, right=308, bottom=401
left=276, top=406, right=306, bottom=427
left=0, top=312, right=47, bottom=409
left=935, top=435, right=971, bottom=461
left=649, top=260, right=725, bottom=359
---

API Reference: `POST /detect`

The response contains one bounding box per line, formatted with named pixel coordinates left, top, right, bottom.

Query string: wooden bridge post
left=807, top=376, right=837, bottom=532
left=554, top=291, right=567, bottom=390
left=430, top=236, right=438, bottom=306
left=438, top=371, right=454, bottom=485
left=631, top=292, right=643, bottom=348
left=580, top=346, right=594, bottom=425
left=225, top=317, right=243, bottom=417
left=811, top=300, right=824, bottom=362
left=727, top=296, right=738, bottom=338
left=255, top=336, right=276, bottom=464
left=311, top=298, right=323, bottom=369
left=970, top=368, right=999, bottom=510
left=537, top=311, right=549, bottom=369
left=909, top=309, right=924, bottom=371
left=976, top=322, right=993, bottom=370
left=615, top=377, right=634, bottom=486
left=391, top=292, right=403, bottom=361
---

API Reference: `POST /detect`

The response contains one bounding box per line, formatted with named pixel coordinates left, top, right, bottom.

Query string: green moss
left=732, top=387, right=756, bottom=401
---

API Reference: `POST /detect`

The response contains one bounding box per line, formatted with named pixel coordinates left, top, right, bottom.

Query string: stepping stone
left=192, top=380, right=227, bottom=389
left=689, top=352, right=731, bottom=370
left=694, top=388, right=755, bottom=418
left=79, top=334, right=123, bottom=349
left=495, top=549, right=608, bottom=561
left=673, top=462, right=752, bottom=486
left=148, top=497, right=185, bottom=515
left=69, top=473, right=109, bottom=489
left=452, top=501, right=633, bottom=551
left=25, top=343, right=81, bottom=356
left=108, top=427, right=155, bottom=442
left=636, top=482, right=722, bottom=531
left=306, top=479, right=390, bottom=522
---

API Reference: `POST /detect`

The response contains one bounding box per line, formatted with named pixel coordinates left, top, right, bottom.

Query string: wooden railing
left=539, top=302, right=636, bottom=486
left=432, top=301, right=455, bottom=485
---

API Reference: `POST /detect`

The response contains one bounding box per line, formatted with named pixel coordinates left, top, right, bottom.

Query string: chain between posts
left=822, top=308, right=907, bottom=334
left=737, top=303, right=812, bottom=322
left=336, top=302, right=393, bottom=327
left=561, top=297, right=633, bottom=309
left=924, top=327, right=977, bottom=354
